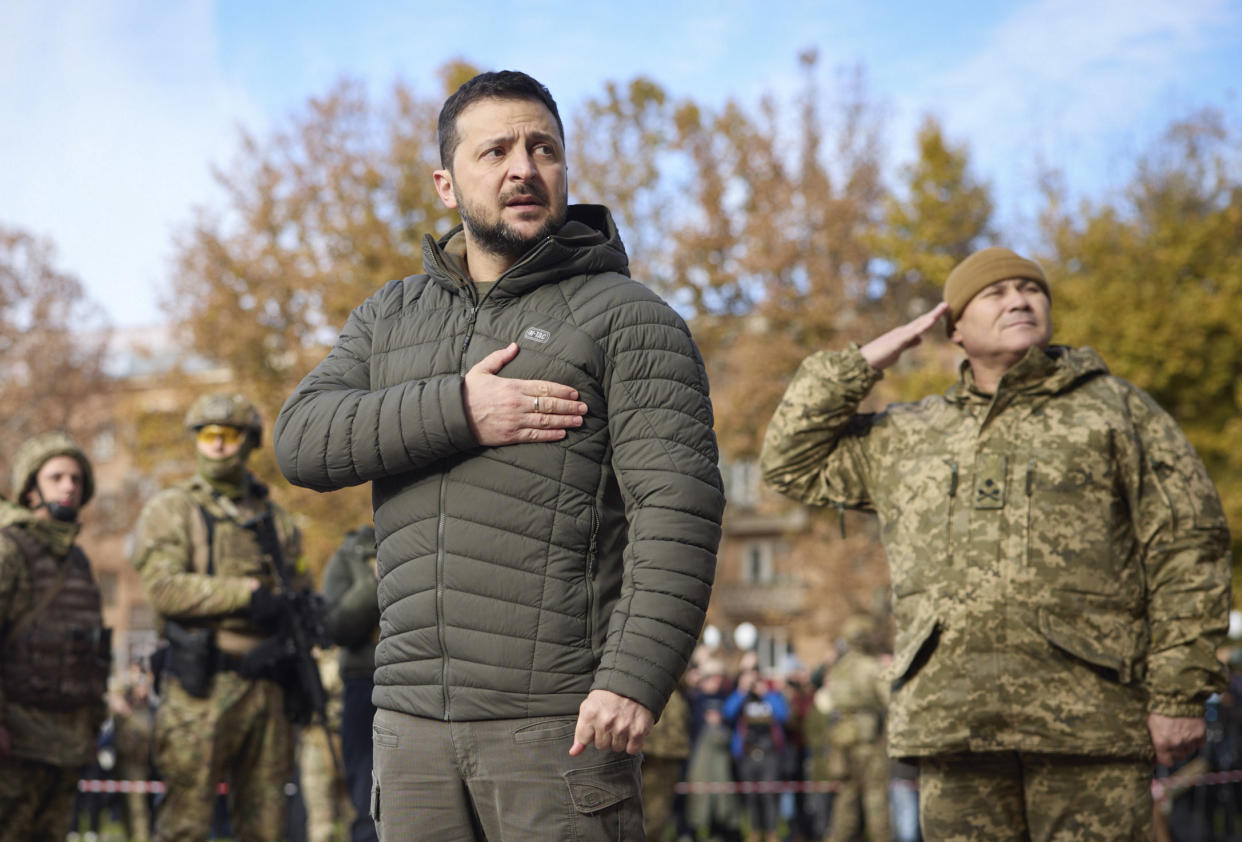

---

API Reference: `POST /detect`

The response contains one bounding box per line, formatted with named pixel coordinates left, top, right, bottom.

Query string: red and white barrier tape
left=1152, top=768, right=1242, bottom=800
left=80, top=770, right=1242, bottom=799
left=77, top=781, right=228, bottom=795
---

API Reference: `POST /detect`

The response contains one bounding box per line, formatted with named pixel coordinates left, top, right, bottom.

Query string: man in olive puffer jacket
left=275, top=70, right=724, bottom=840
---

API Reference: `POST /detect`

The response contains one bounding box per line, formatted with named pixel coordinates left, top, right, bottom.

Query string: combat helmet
left=184, top=392, right=263, bottom=447
left=10, top=431, right=95, bottom=508
left=840, top=614, right=874, bottom=650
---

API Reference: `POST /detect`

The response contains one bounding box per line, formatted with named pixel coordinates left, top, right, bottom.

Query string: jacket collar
left=946, top=345, right=1110, bottom=406
left=420, top=204, right=630, bottom=301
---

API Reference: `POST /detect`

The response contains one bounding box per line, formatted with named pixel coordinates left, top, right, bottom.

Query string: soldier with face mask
left=0, top=432, right=111, bottom=841
left=131, top=393, right=304, bottom=842
left=822, top=615, right=890, bottom=842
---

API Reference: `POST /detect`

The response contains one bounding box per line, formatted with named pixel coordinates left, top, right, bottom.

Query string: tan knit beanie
left=944, top=247, right=1049, bottom=329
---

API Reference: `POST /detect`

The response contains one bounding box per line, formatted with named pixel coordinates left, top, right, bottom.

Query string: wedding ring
left=534, top=396, right=540, bottom=413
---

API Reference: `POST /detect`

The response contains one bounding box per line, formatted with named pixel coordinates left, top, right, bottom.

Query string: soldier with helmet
left=0, top=432, right=111, bottom=840
left=130, top=393, right=304, bottom=842
left=822, top=614, right=890, bottom=842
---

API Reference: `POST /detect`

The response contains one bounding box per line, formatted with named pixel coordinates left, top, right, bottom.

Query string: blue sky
left=2, top=0, right=1239, bottom=327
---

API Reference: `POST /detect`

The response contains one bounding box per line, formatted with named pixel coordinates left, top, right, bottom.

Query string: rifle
left=243, top=509, right=341, bottom=777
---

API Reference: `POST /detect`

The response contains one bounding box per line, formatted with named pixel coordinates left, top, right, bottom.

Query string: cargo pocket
left=565, top=756, right=643, bottom=839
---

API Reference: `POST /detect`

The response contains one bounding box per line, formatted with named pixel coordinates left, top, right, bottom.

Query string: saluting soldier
left=762, top=247, right=1232, bottom=840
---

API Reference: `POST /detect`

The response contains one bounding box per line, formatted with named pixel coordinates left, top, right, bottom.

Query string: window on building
left=755, top=627, right=789, bottom=675
left=725, top=459, right=761, bottom=508
left=741, top=541, right=774, bottom=584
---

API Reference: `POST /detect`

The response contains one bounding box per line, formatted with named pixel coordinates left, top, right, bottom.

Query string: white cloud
left=891, top=0, right=1236, bottom=230
left=0, top=0, right=261, bottom=326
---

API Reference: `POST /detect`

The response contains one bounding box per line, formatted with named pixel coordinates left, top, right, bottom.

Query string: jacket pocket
left=585, top=504, right=600, bottom=655
left=1023, top=445, right=1123, bottom=594
left=883, top=456, right=956, bottom=597
left=890, top=610, right=940, bottom=689
left=1037, top=608, right=1142, bottom=684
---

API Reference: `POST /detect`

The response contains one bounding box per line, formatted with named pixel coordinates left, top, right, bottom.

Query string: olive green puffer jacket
left=275, top=205, right=724, bottom=721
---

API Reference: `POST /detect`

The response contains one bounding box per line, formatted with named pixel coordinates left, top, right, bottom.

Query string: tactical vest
left=1, top=526, right=111, bottom=710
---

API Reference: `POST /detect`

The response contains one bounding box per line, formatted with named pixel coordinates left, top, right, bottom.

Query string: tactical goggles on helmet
left=195, top=424, right=247, bottom=448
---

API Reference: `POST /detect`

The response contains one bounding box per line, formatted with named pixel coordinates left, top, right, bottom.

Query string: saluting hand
left=463, top=343, right=588, bottom=446
left=859, top=302, right=949, bottom=371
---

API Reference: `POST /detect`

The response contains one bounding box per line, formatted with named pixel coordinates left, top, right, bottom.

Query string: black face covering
left=42, top=501, right=79, bottom=522
left=26, top=486, right=79, bottom=523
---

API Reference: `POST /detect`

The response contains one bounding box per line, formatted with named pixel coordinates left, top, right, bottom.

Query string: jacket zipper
left=1023, top=457, right=1034, bottom=566
left=947, top=460, right=958, bottom=564
left=585, top=505, right=600, bottom=652
left=436, top=294, right=482, bottom=720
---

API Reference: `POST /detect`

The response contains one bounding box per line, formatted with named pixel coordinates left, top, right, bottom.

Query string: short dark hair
left=437, top=70, right=564, bottom=170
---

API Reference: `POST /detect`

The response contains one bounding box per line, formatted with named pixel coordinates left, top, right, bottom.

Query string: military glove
left=238, top=635, right=287, bottom=679
left=247, top=587, right=285, bottom=631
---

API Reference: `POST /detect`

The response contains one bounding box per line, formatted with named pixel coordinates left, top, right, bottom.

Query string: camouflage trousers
left=152, top=671, right=293, bottom=842
left=299, top=725, right=352, bottom=842
left=0, top=755, right=80, bottom=842
left=641, top=755, right=683, bottom=841
left=918, top=752, right=1153, bottom=841
left=117, top=759, right=152, bottom=842
left=827, top=741, right=889, bottom=842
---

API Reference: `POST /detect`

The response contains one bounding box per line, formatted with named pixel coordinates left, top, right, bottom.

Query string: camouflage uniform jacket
left=644, top=686, right=691, bottom=759
left=761, top=344, right=1231, bottom=758
left=131, top=474, right=303, bottom=649
left=0, top=506, right=106, bottom=767
left=823, top=649, right=889, bottom=748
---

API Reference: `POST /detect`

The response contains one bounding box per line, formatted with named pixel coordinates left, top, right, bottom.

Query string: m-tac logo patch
left=523, top=327, right=551, bottom=344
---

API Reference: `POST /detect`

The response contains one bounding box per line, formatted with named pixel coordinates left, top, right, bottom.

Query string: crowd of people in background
left=641, top=638, right=1242, bottom=842
left=55, top=618, right=1242, bottom=842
